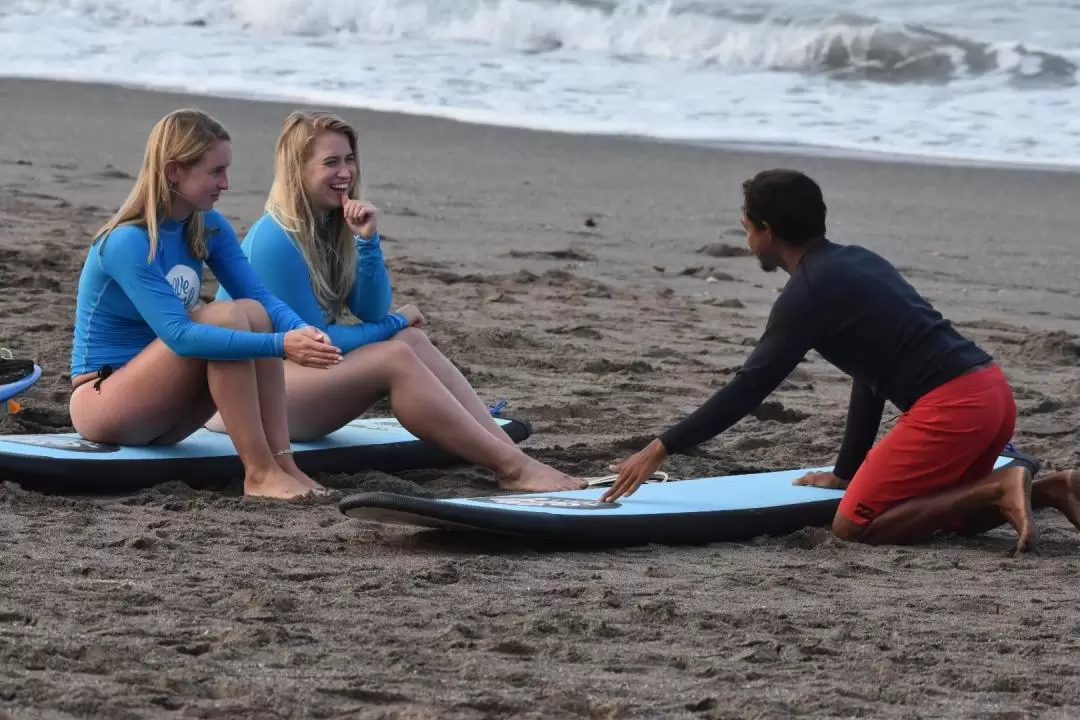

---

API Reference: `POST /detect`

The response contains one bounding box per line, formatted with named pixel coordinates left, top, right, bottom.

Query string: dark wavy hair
left=741, top=169, right=827, bottom=246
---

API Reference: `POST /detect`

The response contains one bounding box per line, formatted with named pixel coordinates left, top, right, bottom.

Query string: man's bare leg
left=832, top=465, right=1035, bottom=554
left=951, top=468, right=1080, bottom=537
left=1030, top=470, right=1080, bottom=529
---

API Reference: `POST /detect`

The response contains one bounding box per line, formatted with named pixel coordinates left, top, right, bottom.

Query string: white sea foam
left=2, top=0, right=1079, bottom=168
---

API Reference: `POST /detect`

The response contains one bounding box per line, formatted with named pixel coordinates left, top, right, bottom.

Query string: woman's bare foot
left=497, top=457, right=586, bottom=492
left=1032, top=469, right=1080, bottom=530
left=274, top=452, right=330, bottom=496
left=245, top=466, right=318, bottom=500
left=995, top=466, right=1037, bottom=556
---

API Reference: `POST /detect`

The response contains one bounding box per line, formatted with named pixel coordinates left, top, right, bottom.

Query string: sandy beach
left=2, top=77, right=1080, bottom=719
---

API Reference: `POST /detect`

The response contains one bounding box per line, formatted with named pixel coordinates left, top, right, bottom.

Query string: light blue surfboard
left=0, top=416, right=532, bottom=491
left=340, top=454, right=1027, bottom=546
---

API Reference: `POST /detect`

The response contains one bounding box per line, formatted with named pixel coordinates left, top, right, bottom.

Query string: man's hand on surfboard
left=600, top=439, right=668, bottom=502
left=284, top=327, right=342, bottom=369
left=342, top=194, right=379, bottom=239
left=792, top=471, right=847, bottom=489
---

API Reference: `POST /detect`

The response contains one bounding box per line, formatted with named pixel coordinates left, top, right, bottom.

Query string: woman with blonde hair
left=70, top=108, right=342, bottom=499
left=212, top=109, right=583, bottom=492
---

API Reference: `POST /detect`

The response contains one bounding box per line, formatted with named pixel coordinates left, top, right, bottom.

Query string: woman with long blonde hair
left=212, top=109, right=583, bottom=492
left=70, top=108, right=342, bottom=499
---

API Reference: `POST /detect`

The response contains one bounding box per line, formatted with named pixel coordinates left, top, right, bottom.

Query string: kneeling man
left=603, top=169, right=1078, bottom=554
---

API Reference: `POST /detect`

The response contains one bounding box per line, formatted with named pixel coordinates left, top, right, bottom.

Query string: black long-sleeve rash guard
left=658, top=239, right=993, bottom=480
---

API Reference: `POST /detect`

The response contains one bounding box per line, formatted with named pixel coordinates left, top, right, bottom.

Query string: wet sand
left=2, top=77, right=1080, bottom=719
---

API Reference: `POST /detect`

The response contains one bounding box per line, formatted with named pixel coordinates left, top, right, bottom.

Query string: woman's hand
left=342, top=194, right=378, bottom=239
left=284, top=327, right=342, bottom=368
left=395, top=304, right=425, bottom=327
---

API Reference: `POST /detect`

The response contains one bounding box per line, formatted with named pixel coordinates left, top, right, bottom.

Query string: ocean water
left=1, top=0, right=1079, bottom=168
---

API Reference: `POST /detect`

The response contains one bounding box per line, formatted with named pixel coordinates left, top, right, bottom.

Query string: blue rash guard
left=70, top=210, right=308, bottom=378
left=217, top=214, right=407, bottom=353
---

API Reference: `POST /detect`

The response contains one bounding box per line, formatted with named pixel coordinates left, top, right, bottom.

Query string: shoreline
left=2, top=74, right=1079, bottom=176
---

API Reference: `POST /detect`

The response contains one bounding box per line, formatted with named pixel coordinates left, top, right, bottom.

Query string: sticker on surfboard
left=1, top=436, right=120, bottom=453
left=476, top=496, right=617, bottom=510
left=583, top=471, right=672, bottom=488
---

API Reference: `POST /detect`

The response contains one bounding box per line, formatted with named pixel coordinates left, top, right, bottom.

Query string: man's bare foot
left=995, top=466, right=1037, bottom=556
left=274, top=453, right=330, bottom=496
left=497, top=458, right=586, bottom=492
left=1032, top=469, right=1080, bottom=530
left=245, top=466, right=317, bottom=500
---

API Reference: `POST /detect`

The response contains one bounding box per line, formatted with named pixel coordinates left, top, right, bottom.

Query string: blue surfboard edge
left=338, top=447, right=1042, bottom=546
left=0, top=415, right=533, bottom=492
left=0, top=364, right=42, bottom=403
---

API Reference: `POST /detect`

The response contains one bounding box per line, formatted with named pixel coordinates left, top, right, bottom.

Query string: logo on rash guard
left=166, top=265, right=202, bottom=310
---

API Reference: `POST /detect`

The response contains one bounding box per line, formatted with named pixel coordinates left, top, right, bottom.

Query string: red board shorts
left=837, top=363, right=1016, bottom=526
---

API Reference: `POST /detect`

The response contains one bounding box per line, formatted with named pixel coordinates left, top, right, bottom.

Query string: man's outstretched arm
left=833, top=381, right=886, bottom=482
left=602, top=279, right=821, bottom=502
left=795, top=380, right=885, bottom=489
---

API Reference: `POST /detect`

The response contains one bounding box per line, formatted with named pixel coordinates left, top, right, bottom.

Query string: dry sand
left=1, top=77, right=1080, bottom=719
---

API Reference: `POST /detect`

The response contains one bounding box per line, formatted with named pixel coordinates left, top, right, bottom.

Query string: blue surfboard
left=0, top=363, right=41, bottom=404
left=339, top=451, right=1036, bottom=545
left=0, top=416, right=532, bottom=491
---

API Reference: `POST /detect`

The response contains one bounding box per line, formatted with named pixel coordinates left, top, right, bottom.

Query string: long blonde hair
left=266, top=110, right=362, bottom=320
left=95, top=108, right=231, bottom=262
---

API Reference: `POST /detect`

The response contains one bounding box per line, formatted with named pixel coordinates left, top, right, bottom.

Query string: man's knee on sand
left=831, top=512, right=869, bottom=542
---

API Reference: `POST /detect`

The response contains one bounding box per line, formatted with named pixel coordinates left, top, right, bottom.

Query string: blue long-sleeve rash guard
left=70, top=210, right=308, bottom=378
left=217, top=214, right=407, bottom=353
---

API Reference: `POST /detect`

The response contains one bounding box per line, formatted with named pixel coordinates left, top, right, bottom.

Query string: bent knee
left=831, top=514, right=868, bottom=543
left=192, top=300, right=252, bottom=331
left=394, top=326, right=431, bottom=348
left=370, top=338, right=422, bottom=368
left=232, top=298, right=272, bottom=332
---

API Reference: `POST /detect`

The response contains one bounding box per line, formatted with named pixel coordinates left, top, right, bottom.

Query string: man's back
left=790, top=240, right=991, bottom=411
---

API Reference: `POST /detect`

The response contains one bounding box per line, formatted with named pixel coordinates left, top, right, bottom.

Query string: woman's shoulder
left=94, top=222, right=150, bottom=258
left=201, top=208, right=234, bottom=231
left=245, top=213, right=303, bottom=258
left=242, top=212, right=288, bottom=240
